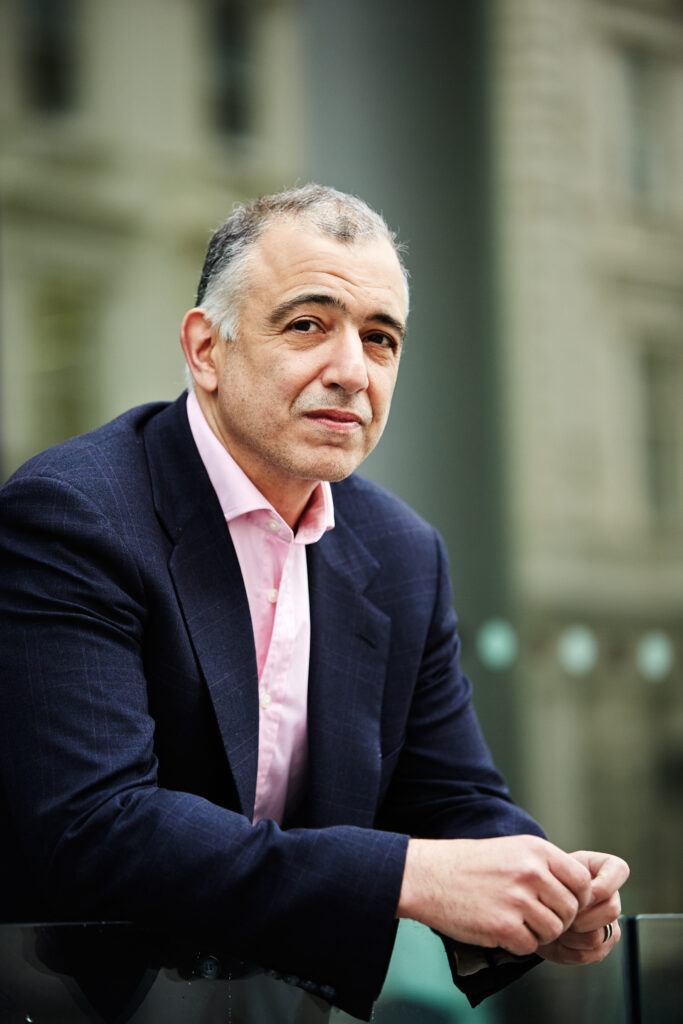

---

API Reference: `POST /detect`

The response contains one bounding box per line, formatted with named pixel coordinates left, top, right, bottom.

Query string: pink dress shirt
left=186, top=391, right=334, bottom=825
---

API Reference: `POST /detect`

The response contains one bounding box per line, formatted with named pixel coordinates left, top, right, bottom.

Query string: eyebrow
left=267, top=292, right=406, bottom=341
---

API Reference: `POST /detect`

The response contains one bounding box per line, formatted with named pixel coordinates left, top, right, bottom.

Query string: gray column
left=302, top=1, right=523, bottom=792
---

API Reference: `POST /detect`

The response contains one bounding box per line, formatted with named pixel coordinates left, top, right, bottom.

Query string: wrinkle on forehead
left=242, top=221, right=409, bottom=320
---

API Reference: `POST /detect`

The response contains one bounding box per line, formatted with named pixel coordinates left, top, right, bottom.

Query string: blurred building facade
left=0, top=0, right=306, bottom=473
left=0, top=0, right=681, bottom=922
left=492, top=0, right=683, bottom=912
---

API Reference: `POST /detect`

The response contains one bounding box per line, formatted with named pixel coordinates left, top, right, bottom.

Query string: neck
left=265, top=484, right=318, bottom=532
left=195, top=388, right=318, bottom=531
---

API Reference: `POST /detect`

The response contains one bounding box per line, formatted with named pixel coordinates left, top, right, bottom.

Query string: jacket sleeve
left=375, top=527, right=545, bottom=1005
left=0, top=471, right=406, bottom=1021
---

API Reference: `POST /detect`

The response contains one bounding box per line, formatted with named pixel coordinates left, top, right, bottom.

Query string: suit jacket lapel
left=306, top=511, right=391, bottom=828
left=142, top=397, right=394, bottom=828
left=143, top=396, right=259, bottom=819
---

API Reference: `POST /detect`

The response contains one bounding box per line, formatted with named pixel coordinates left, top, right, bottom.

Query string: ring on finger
left=602, top=922, right=614, bottom=943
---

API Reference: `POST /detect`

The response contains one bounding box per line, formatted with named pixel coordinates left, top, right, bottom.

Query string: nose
left=320, top=328, right=369, bottom=393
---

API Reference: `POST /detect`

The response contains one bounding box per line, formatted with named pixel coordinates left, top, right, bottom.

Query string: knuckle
left=616, top=856, right=630, bottom=880
left=518, top=858, right=544, bottom=886
left=498, top=918, right=536, bottom=956
left=562, top=894, right=580, bottom=924
left=607, top=893, right=622, bottom=916
left=543, top=918, right=565, bottom=943
left=510, top=887, right=533, bottom=913
left=516, top=933, right=539, bottom=957
left=497, top=917, right=519, bottom=944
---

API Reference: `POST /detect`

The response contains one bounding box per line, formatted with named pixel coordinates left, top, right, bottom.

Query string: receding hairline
left=235, top=212, right=407, bottom=297
left=195, top=184, right=410, bottom=340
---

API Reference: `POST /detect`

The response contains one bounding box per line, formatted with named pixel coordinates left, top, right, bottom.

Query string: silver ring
left=602, top=922, right=613, bottom=943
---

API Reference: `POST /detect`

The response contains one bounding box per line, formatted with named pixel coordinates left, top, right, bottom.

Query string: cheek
left=371, top=375, right=397, bottom=419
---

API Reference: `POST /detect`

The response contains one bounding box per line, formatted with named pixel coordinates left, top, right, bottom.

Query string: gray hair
left=196, top=183, right=409, bottom=341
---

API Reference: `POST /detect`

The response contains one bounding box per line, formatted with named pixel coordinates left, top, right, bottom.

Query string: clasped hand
left=536, top=849, right=628, bottom=965
left=398, top=835, right=629, bottom=966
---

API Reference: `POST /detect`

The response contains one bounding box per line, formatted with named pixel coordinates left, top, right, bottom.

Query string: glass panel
left=3, top=917, right=666, bottom=1023
left=635, top=914, right=682, bottom=1023
left=0, top=923, right=329, bottom=1023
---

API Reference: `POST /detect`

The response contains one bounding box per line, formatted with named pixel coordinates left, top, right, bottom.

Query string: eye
left=289, top=318, right=320, bottom=334
left=365, top=331, right=398, bottom=351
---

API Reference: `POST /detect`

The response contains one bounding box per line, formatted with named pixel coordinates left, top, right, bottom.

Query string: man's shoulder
left=2, top=399, right=175, bottom=494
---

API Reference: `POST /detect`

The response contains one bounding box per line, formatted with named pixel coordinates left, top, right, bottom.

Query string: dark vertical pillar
left=302, top=0, right=522, bottom=792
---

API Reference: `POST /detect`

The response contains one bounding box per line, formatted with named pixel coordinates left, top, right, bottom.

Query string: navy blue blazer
left=0, top=395, right=543, bottom=1018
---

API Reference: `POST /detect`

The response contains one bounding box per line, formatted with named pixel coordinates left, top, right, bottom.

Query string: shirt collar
left=186, top=390, right=334, bottom=543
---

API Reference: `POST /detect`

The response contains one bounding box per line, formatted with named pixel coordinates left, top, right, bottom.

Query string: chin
left=301, top=456, right=362, bottom=484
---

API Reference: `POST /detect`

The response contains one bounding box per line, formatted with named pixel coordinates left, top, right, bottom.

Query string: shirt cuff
left=452, top=943, right=534, bottom=977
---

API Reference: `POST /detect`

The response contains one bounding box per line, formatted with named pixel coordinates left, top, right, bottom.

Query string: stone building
left=492, top=0, right=683, bottom=912
left=0, top=0, right=305, bottom=473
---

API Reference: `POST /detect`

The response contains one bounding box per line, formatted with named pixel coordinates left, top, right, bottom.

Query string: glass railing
left=0, top=916, right=679, bottom=1022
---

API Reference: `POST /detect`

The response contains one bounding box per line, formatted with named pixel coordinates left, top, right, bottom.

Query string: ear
left=180, top=308, right=220, bottom=392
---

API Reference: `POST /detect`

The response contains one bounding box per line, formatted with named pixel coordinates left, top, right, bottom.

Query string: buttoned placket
left=256, top=544, right=293, bottom=776
left=251, top=512, right=311, bottom=822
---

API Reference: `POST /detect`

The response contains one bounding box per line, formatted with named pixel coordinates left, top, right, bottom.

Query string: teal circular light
left=636, top=631, right=674, bottom=682
left=476, top=618, right=518, bottom=671
left=557, top=625, right=598, bottom=676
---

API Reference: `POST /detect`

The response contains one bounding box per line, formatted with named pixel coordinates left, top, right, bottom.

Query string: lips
left=305, top=409, right=363, bottom=424
left=302, top=408, right=367, bottom=435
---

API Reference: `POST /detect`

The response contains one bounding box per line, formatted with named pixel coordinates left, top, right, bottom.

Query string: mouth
left=303, top=409, right=365, bottom=433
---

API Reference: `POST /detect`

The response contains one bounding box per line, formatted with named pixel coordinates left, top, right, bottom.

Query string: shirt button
left=267, top=588, right=278, bottom=604
left=261, top=693, right=272, bottom=709
left=268, top=519, right=280, bottom=532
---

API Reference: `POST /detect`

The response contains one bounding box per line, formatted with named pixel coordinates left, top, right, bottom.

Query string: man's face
left=202, top=219, right=407, bottom=515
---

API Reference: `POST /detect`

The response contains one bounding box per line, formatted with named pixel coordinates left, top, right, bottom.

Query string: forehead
left=244, top=219, right=408, bottom=318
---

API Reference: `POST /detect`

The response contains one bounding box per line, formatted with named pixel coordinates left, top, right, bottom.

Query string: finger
left=499, top=921, right=543, bottom=958
left=544, top=937, right=616, bottom=965
left=535, top=873, right=582, bottom=932
left=524, top=900, right=570, bottom=947
left=573, top=892, right=621, bottom=932
left=547, top=846, right=593, bottom=911
left=539, top=920, right=621, bottom=966
left=571, top=851, right=630, bottom=905
left=557, top=922, right=621, bottom=951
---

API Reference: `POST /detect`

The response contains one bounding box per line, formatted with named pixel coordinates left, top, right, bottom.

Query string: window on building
left=617, top=45, right=673, bottom=207
left=209, top=0, right=252, bottom=136
left=19, top=0, right=78, bottom=115
left=641, top=345, right=683, bottom=527
left=27, top=276, right=100, bottom=455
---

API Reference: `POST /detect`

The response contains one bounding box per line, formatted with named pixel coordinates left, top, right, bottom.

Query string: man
left=0, top=185, right=627, bottom=1020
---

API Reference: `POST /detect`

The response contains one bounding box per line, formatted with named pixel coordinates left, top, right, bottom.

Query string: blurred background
left=0, top=0, right=681, bottom=1017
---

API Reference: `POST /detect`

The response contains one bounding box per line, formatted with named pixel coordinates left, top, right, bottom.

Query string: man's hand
left=538, top=851, right=630, bottom=965
left=397, top=835, right=593, bottom=956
